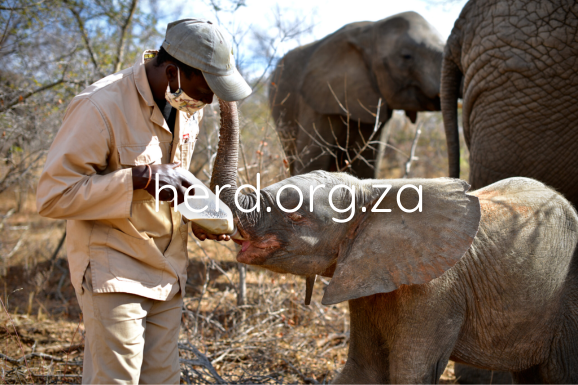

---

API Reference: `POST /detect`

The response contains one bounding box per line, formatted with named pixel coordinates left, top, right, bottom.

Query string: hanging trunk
left=210, top=99, right=242, bottom=209
left=441, top=56, right=462, bottom=179
left=209, top=99, right=254, bottom=218
left=209, top=99, right=247, bottom=307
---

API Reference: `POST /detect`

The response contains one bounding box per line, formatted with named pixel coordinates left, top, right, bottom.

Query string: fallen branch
left=4, top=227, right=27, bottom=260
left=0, top=352, right=76, bottom=365
left=31, top=373, right=82, bottom=379
left=282, top=358, right=320, bottom=384
left=0, top=297, right=32, bottom=382
left=36, top=343, right=84, bottom=354
left=0, top=208, right=15, bottom=231
left=179, top=342, right=225, bottom=384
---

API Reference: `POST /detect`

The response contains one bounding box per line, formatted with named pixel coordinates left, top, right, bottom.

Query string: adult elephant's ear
left=299, top=23, right=386, bottom=124
left=322, top=178, right=480, bottom=305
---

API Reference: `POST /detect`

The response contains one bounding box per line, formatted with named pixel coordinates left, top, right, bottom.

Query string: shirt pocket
left=118, top=140, right=163, bottom=202
left=118, top=138, right=163, bottom=167
left=106, top=227, right=166, bottom=287
left=88, top=223, right=165, bottom=290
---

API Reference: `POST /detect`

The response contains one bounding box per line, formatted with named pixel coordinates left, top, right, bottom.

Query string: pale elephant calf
left=223, top=174, right=578, bottom=383
left=208, top=101, right=578, bottom=383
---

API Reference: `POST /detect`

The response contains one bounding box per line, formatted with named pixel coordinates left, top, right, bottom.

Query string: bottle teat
left=229, top=226, right=245, bottom=240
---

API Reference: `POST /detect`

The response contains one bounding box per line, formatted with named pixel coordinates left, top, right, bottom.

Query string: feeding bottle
left=175, top=169, right=242, bottom=239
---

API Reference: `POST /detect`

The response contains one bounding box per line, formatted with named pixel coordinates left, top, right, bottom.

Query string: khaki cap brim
left=203, top=67, right=252, bottom=102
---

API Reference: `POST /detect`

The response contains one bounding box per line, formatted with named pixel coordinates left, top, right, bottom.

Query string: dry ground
left=0, top=194, right=459, bottom=384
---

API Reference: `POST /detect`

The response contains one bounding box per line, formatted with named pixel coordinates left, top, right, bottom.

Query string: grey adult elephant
left=270, top=12, right=443, bottom=178
left=441, top=0, right=578, bottom=206
left=210, top=99, right=578, bottom=384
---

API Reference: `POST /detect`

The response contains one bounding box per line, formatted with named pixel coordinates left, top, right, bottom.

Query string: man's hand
left=132, top=162, right=196, bottom=203
left=190, top=221, right=231, bottom=242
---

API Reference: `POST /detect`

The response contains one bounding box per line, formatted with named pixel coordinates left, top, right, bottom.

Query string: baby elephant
left=216, top=170, right=578, bottom=383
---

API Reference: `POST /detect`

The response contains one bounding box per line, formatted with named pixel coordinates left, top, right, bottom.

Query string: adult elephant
left=442, top=0, right=578, bottom=206
left=270, top=12, right=443, bottom=178
left=210, top=99, right=578, bottom=384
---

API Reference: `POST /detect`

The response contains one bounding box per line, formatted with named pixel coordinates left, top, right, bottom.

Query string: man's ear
left=322, top=178, right=480, bottom=305
left=165, top=64, right=179, bottom=90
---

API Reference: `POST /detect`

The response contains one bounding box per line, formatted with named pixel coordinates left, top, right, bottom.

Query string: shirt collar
left=133, top=50, right=157, bottom=107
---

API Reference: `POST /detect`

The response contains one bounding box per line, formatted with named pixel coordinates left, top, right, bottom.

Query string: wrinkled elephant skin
left=441, top=0, right=578, bottom=207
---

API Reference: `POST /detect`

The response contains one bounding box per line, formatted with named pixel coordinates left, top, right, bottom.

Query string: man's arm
left=37, top=98, right=204, bottom=220
left=37, top=98, right=134, bottom=220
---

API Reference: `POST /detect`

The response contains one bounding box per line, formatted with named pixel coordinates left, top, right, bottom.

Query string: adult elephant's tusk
left=304, top=275, right=317, bottom=306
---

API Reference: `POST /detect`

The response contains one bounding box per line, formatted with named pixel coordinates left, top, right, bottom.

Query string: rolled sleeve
left=37, top=98, right=134, bottom=220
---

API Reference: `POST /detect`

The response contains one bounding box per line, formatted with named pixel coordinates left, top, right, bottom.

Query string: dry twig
left=403, top=120, right=423, bottom=178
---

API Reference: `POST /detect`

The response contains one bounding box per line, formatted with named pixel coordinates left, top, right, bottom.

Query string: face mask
left=165, top=68, right=206, bottom=115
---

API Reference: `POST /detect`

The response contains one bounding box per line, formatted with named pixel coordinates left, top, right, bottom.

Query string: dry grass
left=181, top=242, right=349, bottom=384
left=0, top=194, right=459, bottom=385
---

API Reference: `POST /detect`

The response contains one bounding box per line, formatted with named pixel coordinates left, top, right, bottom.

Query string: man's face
left=166, top=63, right=214, bottom=105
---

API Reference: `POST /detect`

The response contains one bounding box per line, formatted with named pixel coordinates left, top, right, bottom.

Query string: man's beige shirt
left=37, top=51, right=202, bottom=300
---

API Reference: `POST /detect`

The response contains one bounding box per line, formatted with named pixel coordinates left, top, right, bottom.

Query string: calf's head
left=210, top=100, right=480, bottom=305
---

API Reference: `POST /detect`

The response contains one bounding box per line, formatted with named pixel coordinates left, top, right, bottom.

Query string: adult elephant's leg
left=463, top=36, right=578, bottom=204
left=275, top=120, right=299, bottom=176
left=347, top=122, right=382, bottom=179
left=292, top=104, right=345, bottom=174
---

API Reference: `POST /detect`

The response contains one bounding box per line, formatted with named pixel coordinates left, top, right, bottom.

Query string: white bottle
left=175, top=169, right=240, bottom=238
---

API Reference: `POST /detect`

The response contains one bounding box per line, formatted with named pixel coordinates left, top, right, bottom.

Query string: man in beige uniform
left=36, top=19, right=251, bottom=384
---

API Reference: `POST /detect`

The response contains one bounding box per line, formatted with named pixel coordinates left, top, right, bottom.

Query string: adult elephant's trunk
left=209, top=99, right=252, bottom=217
left=441, top=56, right=462, bottom=179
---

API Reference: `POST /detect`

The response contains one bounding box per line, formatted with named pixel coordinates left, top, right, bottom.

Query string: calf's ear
left=322, top=178, right=481, bottom=305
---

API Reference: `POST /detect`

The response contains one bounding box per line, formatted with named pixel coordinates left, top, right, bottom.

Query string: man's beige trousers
left=77, top=267, right=182, bottom=384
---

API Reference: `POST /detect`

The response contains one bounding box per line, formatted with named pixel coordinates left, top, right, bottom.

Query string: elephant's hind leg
left=511, top=365, right=547, bottom=384
left=537, top=314, right=578, bottom=383
left=512, top=315, right=578, bottom=383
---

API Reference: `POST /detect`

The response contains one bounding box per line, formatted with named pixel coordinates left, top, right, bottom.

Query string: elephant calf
left=239, top=176, right=578, bottom=383
left=210, top=101, right=578, bottom=384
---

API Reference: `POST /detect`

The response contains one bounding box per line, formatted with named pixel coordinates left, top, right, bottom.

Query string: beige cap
left=162, top=19, right=252, bottom=102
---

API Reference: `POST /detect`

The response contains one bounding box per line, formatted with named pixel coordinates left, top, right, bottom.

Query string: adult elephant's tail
left=441, top=53, right=463, bottom=179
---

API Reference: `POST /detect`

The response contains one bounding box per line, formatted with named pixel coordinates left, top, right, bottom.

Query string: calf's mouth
left=234, top=234, right=281, bottom=265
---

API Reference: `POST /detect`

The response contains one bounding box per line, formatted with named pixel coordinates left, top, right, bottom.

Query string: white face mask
left=165, top=68, right=206, bottom=115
